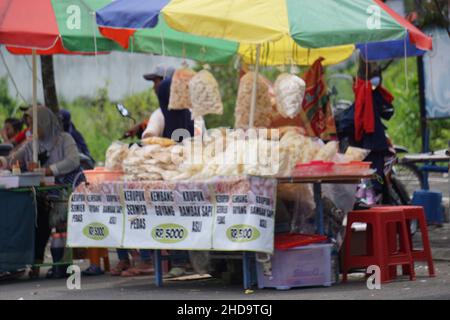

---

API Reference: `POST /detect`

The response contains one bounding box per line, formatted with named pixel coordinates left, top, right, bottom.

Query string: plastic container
left=83, top=167, right=123, bottom=184
left=293, top=161, right=334, bottom=177
left=275, top=233, right=328, bottom=250
left=412, top=190, right=444, bottom=224
left=0, top=173, right=43, bottom=189
left=41, top=176, right=55, bottom=186
left=257, top=243, right=333, bottom=290
left=332, top=161, right=372, bottom=176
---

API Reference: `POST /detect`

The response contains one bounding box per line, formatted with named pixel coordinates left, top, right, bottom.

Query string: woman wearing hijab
left=112, top=78, right=195, bottom=278
left=141, top=77, right=195, bottom=278
left=142, top=77, right=195, bottom=141
left=1, top=105, right=84, bottom=278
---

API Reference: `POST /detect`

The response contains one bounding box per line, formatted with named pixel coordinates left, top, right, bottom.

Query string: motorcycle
left=327, top=74, right=413, bottom=209
left=116, top=104, right=143, bottom=141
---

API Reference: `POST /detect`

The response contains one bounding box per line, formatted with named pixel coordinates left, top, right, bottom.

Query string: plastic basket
left=275, top=233, right=328, bottom=250
left=293, top=161, right=334, bottom=177
left=332, top=161, right=372, bottom=176
left=83, top=167, right=123, bottom=184
left=257, top=243, right=333, bottom=290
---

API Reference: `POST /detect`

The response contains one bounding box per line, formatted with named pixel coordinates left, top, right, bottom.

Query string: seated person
left=1, top=118, right=23, bottom=145
left=0, top=105, right=85, bottom=278
left=7, top=107, right=35, bottom=149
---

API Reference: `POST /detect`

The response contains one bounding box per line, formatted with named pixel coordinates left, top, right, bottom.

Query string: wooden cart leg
left=154, top=250, right=163, bottom=287
left=314, top=182, right=325, bottom=235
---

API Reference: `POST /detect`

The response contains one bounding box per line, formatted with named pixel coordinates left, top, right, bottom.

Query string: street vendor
left=110, top=65, right=178, bottom=277
left=123, top=64, right=175, bottom=139
left=122, top=73, right=194, bottom=278
left=142, top=76, right=195, bottom=141
left=354, top=61, right=395, bottom=203
left=0, top=105, right=84, bottom=279
left=111, top=70, right=195, bottom=278
left=338, top=59, right=395, bottom=202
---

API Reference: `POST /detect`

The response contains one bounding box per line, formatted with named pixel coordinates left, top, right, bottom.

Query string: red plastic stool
left=372, top=206, right=435, bottom=278
left=87, top=248, right=110, bottom=272
left=343, top=209, right=415, bottom=283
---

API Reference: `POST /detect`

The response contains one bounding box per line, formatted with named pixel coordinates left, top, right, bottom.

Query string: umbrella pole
left=32, top=49, right=38, bottom=164
left=248, top=44, right=261, bottom=128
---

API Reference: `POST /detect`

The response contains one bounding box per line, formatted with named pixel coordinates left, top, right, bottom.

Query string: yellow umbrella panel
left=238, top=36, right=355, bottom=67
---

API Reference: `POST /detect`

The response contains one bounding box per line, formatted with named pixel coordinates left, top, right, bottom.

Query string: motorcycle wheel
left=393, top=162, right=424, bottom=196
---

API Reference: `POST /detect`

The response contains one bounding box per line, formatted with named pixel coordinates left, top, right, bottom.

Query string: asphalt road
left=0, top=261, right=449, bottom=300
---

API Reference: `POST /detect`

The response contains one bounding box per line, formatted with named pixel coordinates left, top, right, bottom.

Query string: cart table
left=0, top=189, right=35, bottom=272
left=0, top=185, right=71, bottom=272
left=153, top=174, right=373, bottom=289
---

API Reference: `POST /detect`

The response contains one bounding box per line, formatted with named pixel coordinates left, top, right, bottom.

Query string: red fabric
left=301, top=57, right=337, bottom=140
left=275, top=234, right=328, bottom=250
left=6, top=38, right=71, bottom=55
left=1, top=0, right=111, bottom=56
left=140, top=120, right=149, bottom=131
left=99, top=26, right=136, bottom=49
left=12, top=128, right=28, bottom=145
left=354, top=78, right=374, bottom=141
left=6, top=38, right=110, bottom=56
left=0, top=0, right=59, bottom=49
left=353, top=78, right=394, bottom=142
left=374, top=0, right=432, bottom=51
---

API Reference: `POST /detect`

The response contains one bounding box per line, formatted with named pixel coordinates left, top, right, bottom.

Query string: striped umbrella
left=162, top=0, right=432, bottom=49
left=2, top=0, right=128, bottom=55
left=96, top=0, right=355, bottom=66
left=0, top=0, right=127, bottom=162
left=95, top=0, right=432, bottom=127
left=3, top=0, right=238, bottom=64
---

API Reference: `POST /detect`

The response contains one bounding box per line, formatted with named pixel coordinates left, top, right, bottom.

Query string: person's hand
left=406, top=12, right=418, bottom=24
left=123, top=121, right=148, bottom=139
left=123, top=125, right=140, bottom=139
left=27, top=162, right=39, bottom=172
left=44, top=167, right=53, bottom=176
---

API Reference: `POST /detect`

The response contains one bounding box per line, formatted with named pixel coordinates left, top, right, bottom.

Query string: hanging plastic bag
left=169, top=66, right=196, bottom=110
left=344, top=146, right=370, bottom=162
left=234, top=72, right=272, bottom=128
left=189, top=67, right=223, bottom=119
left=274, top=73, right=306, bottom=119
left=322, top=184, right=358, bottom=249
left=313, top=141, right=339, bottom=161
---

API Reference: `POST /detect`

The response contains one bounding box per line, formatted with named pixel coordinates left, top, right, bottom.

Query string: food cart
left=63, top=0, right=435, bottom=290
left=67, top=119, right=376, bottom=290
